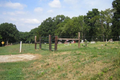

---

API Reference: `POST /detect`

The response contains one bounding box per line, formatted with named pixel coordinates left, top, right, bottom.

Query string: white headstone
left=81, top=40, right=84, bottom=43
left=91, top=41, right=95, bottom=44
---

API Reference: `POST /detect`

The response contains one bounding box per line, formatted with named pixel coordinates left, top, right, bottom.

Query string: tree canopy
left=0, top=23, right=19, bottom=44
left=112, top=0, right=120, bottom=38
left=0, top=0, right=119, bottom=45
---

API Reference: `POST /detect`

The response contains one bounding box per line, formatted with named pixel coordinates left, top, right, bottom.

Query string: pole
left=20, top=41, right=22, bottom=53
left=78, top=32, right=80, bottom=48
left=35, top=36, right=37, bottom=49
left=119, top=36, right=120, bottom=44
left=49, top=35, right=51, bottom=51
left=55, top=36, right=58, bottom=51
left=39, top=37, right=41, bottom=49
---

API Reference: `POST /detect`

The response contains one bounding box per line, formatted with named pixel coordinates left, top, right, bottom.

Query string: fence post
left=19, top=41, right=22, bottom=53
left=78, top=32, right=80, bottom=48
left=55, top=36, right=58, bottom=51
left=49, top=35, right=51, bottom=51
left=35, top=36, right=37, bottom=49
left=39, top=37, right=41, bottom=49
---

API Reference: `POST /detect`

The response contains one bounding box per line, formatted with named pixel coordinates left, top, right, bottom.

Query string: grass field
left=0, top=42, right=120, bottom=80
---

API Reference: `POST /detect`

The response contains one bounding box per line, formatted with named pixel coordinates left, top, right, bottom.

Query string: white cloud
left=84, top=0, right=100, bottom=7
left=5, top=12, right=15, bottom=16
left=83, top=0, right=112, bottom=11
left=0, top=0, right=113, bottom=32
left=9, top=18, right=17, bottom=21
left=64, top=0, right=79, bottom=4
left=16, top=11, right=26, bottom=14
left=49, top=0, right=61, bottom=8
left=20, top=18, right=40, bottom=24
left=3, top=11, right=26, bottom=16
left=1, top=2, right=26, bottom=9
left=34, top=7, right=43, bottom=13
left=47, top=10, right=53, bottom=13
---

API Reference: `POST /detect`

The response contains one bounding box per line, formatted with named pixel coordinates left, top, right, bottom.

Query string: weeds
left=109, top=76, right=113, bottom=80
left=58, top=65, right=61, bottom=69
left=59, top=73, right=67, bottom=78
left=0, top=42, right=120, bottom=80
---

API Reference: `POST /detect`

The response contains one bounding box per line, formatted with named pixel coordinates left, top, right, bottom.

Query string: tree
left=100, top=8, right=113, bottom=40
left=19, top=32, right=30, bottom=42
left=78, top=15, right=90, bottom=40
left=0, top=23, right=19, bottom=44
left=55, top=16, right=70, bottom=37
left=28, top=28, right=39, bottom=42
left=55, top=17, right=81, bottom=37
left=53, top=15, right=66, bottom=25
left=55, top=16, right=89, bottom=38
left=37, top=17, right=55, bottom=36
left=37, top=15, right=68, bottom=37
left=62, top=18, right=79, bottom=37
left=0, top=35, right=2, bottom=39
left=84, top=9, right=100, bottom=40
left=112, top=0, right=120, bottom=39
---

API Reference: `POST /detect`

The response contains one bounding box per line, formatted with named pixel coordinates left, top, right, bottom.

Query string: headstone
left=58, top=41, right=62, bottom=44
left=71, top=40, right=76, bottom=44
left=91, top=41, right=95, bottom=44
left=81, top=40, right=84, bottom=43
left=108, top=39, right=113, bottom=42
left=101, top=44, right=103, bottom=46
left=106, top=39, right=107, bottom=42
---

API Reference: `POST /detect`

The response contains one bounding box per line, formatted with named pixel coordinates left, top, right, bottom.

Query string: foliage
left=19, top=32, right=29, bottom=42
left=0, top=0, right=119, bottom=44
left=19, top=28, right=39, bottom=43
left=84, top=9, right=100, bottom=38
left=37, top=15, right=67, bottom=37
left=0, top=23, right=19, bottom=44
left=0, top=35, right=2, bottom=39
left=112, top=0, right=120, bottom=38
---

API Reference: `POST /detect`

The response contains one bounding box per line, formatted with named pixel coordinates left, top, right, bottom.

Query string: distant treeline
left=0, top=0, right=120, bottom=45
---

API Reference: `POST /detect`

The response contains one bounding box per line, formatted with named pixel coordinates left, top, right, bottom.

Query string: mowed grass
left=0, top=42, right=120, bottom=80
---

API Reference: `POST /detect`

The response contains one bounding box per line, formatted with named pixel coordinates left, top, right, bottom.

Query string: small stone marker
left=108, top=39, right=113, bottom=42
left=81, top=40, right=84, bottom=43
left=91, top=41, right=95, bottom=44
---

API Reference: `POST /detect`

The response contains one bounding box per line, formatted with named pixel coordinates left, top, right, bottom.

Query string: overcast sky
left=0, top=0, right=113, bottom=32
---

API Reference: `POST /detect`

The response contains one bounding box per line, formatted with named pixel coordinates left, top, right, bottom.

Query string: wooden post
left=35, top=36, right=37, bottom=49
left=49, top=35, right=51, bottom=51
left=19, top=41, right=22, bottom=53
left=39, top=37, right=41, bottom=49
left=55, top=36, right=58, bottom=51
left=78, top=32, right=80, bottom=48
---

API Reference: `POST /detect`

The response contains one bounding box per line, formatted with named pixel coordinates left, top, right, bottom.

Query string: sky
left=0, top=0, right=114, bottom=32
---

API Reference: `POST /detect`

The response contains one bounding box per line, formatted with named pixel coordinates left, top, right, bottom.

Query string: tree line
left=0, top=0, right=120, bottom=45
left=37, top=8, right=115, bottom=41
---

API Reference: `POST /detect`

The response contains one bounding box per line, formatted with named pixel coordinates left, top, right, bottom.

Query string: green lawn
left=0, top=42, right=120, bottom=80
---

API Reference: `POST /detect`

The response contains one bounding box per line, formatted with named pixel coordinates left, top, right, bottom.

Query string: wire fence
left=41, top=36, right=55, bottom=51
left=0, top=35, right=120, bottom=80
left=0, top=41, right=35, bottom=55
left=0, top=36, right=120, bottom=53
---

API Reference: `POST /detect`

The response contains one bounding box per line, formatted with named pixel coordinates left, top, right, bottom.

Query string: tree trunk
left=103, top=35, right=104, bottom=42
left=82, top=31, right=83, bottom=40
left=101, top=20, right=104, bottom=42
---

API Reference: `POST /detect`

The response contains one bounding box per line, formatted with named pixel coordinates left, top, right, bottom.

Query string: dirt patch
left=0, top=53, right=41, bottom=63
left=52, top=52, right=71, bottom=56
